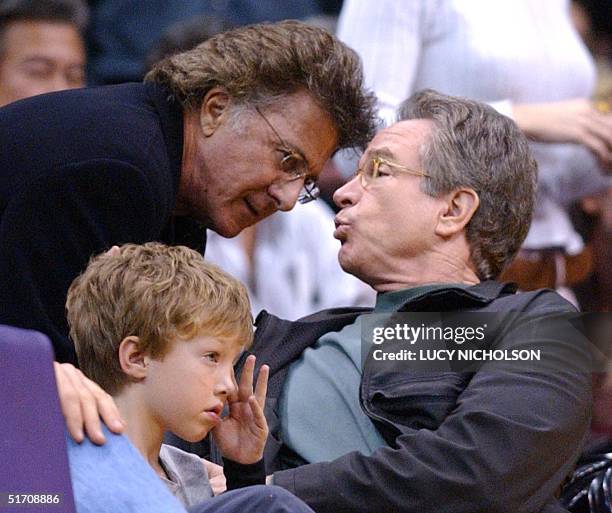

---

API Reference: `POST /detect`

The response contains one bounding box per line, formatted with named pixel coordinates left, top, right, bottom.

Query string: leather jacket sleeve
left=272, top=300, right=592, bottom=513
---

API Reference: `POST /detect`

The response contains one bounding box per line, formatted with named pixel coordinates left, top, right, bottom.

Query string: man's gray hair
left=146, top=20, right=377, bottom=151
left=398, top=89, right=537, bottom=279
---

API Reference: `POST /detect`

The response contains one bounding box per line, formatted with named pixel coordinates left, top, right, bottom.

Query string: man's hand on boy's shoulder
left=212, top=355, right=269, bottom=464
left=54, top=362, right=125, bottom=444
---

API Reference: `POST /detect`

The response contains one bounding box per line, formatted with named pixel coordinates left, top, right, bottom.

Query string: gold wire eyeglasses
left=355, top=156, right=430, bottom=188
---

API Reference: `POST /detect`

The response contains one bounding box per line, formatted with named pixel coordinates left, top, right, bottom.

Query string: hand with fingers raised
left=212, top=355, right=269, bottom=464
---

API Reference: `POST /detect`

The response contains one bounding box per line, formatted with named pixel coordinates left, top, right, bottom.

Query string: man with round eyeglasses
left=0, top=20, right=376, bottom=443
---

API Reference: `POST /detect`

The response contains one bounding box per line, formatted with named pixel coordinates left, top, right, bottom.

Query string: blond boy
left=66, top=242, right=269, bottom=508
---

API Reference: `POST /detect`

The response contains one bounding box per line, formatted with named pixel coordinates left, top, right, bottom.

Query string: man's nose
left=267, top=178, right=303, bottom=212
left=333, top=174, right=361, bottom=209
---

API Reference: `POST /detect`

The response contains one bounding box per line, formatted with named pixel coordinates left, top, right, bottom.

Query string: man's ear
left=199, top=87, right=231, bottom=137
left=435, top=188, right=480, bottom=237
left=118, top=336, right=148, bottom=380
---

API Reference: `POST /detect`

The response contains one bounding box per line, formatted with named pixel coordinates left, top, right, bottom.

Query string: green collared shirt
left=279, top=284, right=461, bottom=463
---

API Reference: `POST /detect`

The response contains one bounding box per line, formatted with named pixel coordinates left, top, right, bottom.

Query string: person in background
left=0, top=0, right=87, bottom=107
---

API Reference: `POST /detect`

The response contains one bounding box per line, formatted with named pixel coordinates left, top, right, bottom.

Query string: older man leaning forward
left=0, top=20, right=376, bottom=444
left=242, top=90, right=592, bottom=513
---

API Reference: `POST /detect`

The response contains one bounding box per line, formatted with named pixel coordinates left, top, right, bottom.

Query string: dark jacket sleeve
left=272, top=304, right=592, bottom=513
left=222, top=458, right=266, bottom=489
left=0, top=159, right=161, bottom=363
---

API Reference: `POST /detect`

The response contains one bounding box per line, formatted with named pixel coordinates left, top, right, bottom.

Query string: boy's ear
left=435, top=188, right=480, bottom=238
left=118, top=336, right=147, bottom=380
left=199, top=86, right=231, bottom=137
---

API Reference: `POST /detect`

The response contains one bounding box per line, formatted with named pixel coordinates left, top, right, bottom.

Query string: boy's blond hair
left=66, top=242, right=253, bottom=394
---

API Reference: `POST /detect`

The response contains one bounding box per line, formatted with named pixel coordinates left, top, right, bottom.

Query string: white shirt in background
left=205, top=202, right=375, bottom=320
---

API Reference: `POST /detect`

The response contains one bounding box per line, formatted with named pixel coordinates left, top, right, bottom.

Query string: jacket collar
left=145, top=82, right=184, bottom=196
left=398, top=281, right=517, bottom=312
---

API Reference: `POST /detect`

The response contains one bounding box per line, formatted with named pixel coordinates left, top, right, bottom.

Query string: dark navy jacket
left=0, top=83, right=205, bottom=363
left=247, top=281, right=592, bottom=513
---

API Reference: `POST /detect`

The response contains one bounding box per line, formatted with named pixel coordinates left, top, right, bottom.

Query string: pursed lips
left=334, top=215, right=351, bottom=242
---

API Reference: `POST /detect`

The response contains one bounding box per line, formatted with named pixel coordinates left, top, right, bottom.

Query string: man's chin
left=209, top=218, right=249, bottom=238
left=215, top=227, right=242, bottom=238
left=339, top=248, right=371, bottom=284
left=338, top=248, right=357, bottom=276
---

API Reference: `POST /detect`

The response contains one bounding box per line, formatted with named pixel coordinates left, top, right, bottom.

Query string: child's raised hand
left=212, top=355, right=269, bottom=464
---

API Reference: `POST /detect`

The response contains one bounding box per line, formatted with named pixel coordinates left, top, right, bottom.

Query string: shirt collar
left=395, top=281, right=518, bottom=312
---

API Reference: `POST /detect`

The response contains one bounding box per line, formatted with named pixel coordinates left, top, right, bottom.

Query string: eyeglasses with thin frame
left=254, top=106, right=319, bottom=204
left=355, top=156, right=430, bottom=188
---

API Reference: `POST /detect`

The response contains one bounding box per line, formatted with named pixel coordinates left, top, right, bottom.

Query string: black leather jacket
left=246, top=281, right=592, bottom=513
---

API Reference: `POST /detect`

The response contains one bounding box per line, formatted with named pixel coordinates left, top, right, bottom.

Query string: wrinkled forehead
left=361, top=119, right=434, bottom=164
